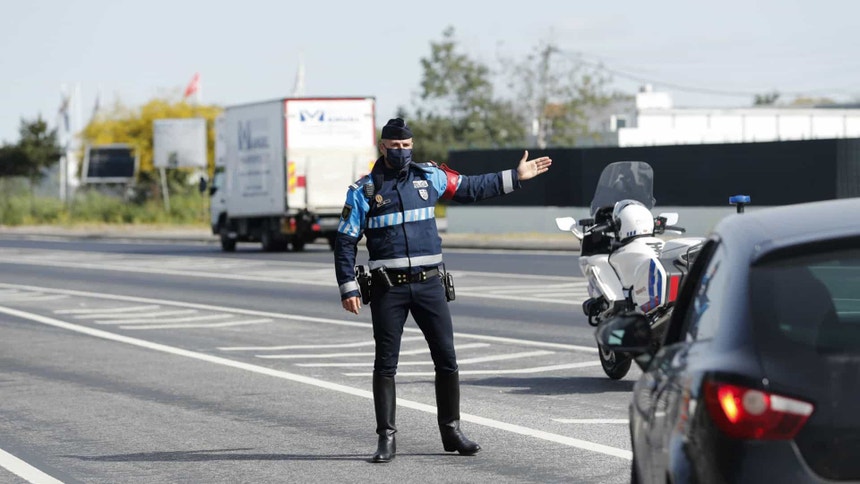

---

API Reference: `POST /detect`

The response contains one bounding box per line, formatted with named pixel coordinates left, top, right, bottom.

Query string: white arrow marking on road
left=0, top=304, right=630, bottom=461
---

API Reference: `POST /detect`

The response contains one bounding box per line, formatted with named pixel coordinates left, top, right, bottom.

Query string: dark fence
left=446, top=138, right=860, bottom=207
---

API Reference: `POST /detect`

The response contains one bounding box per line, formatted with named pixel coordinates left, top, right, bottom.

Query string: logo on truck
left=237, top=120, right=270, bottom=151
left=300, top=110, right=325, bottom=122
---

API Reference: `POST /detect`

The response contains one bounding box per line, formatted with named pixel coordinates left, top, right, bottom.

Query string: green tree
left=753, top=91, right=780, bottom=106
left=14, top=116, right=62, bottom=184
left=0, top=117, right=62, bottom=217
left=0, top=144, right=29, bottom=178
left=403, top=27, right=525, bottom=163
left=503, top=41, right=615, bottom=148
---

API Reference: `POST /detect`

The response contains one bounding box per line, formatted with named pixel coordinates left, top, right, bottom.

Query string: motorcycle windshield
left=590, top=161, right=656, bottom=216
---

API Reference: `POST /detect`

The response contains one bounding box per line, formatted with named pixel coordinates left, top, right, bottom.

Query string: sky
left=1, top=0, right=859, bottom=145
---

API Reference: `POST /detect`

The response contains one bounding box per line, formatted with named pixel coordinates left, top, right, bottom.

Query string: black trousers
left=370, top=275, right=458, bottom=377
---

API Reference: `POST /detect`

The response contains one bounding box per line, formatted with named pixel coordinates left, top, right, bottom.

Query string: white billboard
left=153, top=118, right=207, bottom=168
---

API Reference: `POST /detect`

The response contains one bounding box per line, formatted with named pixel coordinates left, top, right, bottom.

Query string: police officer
left=334, top=118, right=552, bottom=463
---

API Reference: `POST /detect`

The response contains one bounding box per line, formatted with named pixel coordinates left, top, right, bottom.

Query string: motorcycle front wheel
left=598, top=344, right=632, bottom=380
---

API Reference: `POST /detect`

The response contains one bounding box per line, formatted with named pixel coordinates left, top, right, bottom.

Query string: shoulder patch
left=341, top=204, right=352, bottom=220
left=413, top=161, right=436, bottom=173
left=349, top=175, right=372, bottom=191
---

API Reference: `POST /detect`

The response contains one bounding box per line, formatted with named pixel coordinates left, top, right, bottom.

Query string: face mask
left=385, top=148, right=412, bottom=170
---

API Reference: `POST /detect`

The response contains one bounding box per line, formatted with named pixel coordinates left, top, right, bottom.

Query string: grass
left=0, top=189, right=209, bottom=227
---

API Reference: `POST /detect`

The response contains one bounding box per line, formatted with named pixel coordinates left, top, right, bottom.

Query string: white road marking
left=0, top=248, right=587, bottom=305
left=296, top=350, right=555, bottom=368
left=97, top=314, right=233, bottom=325
left=553, top=419, right=629, bottom=424
left=0, top=283, right=597, bottom=352
left=344, top=361, right=602, bottom=377
left=0, top=447, right=63, bottom=484
left=0, top=294, right=69, bottom=302
left=462, top=283, right=586, bottom=293
left=55, top=305, right=161, bottom=315
left=120, top=319, right=273, bottom=330
left=82, top=310, right=197, bottom=320
left=0, top=304, right=631, bottom=460
left=456, top=292, right=581, bottom=305
left=256, top=343, right=490, bottom=359
left=219, top=336, right=426, bottom=352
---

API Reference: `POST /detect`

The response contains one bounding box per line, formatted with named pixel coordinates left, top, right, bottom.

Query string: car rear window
left=750, top=248, right=860, bottom=353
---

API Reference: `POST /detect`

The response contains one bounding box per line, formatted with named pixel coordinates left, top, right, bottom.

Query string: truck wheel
left=291, top=240, right=306, bottom=252
left=261, top=231, right=287, bottom=252
left=220, top=233, right=236, bottom=252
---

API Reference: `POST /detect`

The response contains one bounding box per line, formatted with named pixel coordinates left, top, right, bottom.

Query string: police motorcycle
left=554, top=161, right=706, bottom=380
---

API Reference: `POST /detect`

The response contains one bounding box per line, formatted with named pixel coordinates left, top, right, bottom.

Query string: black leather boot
left=371, top=374, right=396, bottom=463
left=436, top=370, right=481, bottom=455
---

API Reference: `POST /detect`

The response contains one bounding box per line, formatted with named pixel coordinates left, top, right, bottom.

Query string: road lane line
left=345, top=361, right=603, bottom=377
left=0, top=252, right=585, bottom=305
left=83, top=310, right=197, bottom=320
left=55, top=305, right=161, bottom=314
left=0, top=447, right=63, bottom=484
left=297, top=350, right=556, bottom=368
left=256, top=343, right=490, bottom=360
left=120, top=319, right=272, bottom=331
left=0, top=304, right=630, bottom=461
left=219, top=336, right=426, bottom=352
left=120, top=319, right=273, bottom=330
left=456, top=292, right=580, bottom=305
left=554, top=419, right=629, bottom=424
left=98, top=314, right=233, bottom=325
left=0, top=283, right=597, bottom=353
left=0, top=294, right=69, bottom=302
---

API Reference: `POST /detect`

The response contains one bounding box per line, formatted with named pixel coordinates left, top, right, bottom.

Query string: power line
left=560, top=50, right=857, bottom=98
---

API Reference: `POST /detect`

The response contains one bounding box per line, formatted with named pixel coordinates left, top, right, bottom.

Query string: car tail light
left=667, top=274, right=681, bottom=302
left=703, top=380, right=814, bottom=440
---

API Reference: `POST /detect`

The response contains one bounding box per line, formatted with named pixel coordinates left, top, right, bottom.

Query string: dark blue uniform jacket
left=334, top=157, right=521, bottom=299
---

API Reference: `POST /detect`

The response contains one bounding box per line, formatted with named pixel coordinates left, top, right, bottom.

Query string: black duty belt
left=379, top=267, right=442, bottom=286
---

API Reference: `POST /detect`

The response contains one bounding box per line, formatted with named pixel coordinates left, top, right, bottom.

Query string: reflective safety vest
left=335, top=157, right=520, bottom=299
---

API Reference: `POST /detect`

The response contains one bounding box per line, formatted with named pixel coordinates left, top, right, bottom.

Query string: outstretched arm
left=433, top=151, right=553, bottom=203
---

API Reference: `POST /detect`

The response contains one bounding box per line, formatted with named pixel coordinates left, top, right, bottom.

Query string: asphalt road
left=0, top=236, right=638, bottom=483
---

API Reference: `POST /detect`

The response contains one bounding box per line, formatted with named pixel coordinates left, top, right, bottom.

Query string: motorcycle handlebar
left=665, top=225, right=686, bottom=233
left=589, top=222, right=614, bottom=234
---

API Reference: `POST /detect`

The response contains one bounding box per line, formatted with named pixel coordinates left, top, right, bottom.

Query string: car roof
left=712, top=197, right=860, bottom=263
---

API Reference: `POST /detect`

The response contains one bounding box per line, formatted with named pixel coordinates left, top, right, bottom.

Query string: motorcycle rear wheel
left=598, top=344, right=632, bottom=380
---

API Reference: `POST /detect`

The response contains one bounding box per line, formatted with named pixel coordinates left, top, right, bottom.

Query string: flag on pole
left=291, top=54, right=305, bottom=97
left=90, top=87, right=101, bottom=123
left=58, top=90, right=71, bottom=133
left=184, top=72, right=200, bottom=99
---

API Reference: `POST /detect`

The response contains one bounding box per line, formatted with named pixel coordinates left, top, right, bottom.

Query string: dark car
left=598, top=197, right=860, bottom=483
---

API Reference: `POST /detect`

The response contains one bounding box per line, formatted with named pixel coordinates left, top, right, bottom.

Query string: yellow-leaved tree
left=81, top=98, right=222, bottom=187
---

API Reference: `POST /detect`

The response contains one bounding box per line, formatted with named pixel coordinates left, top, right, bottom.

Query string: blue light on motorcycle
left=729, top=195, right=751, bottom=205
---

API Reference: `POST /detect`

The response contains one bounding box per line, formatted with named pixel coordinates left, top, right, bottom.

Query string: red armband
left=440, top=163, right=460, bottom=200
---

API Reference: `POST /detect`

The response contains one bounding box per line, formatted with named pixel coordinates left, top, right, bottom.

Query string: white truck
left=209, top=97, right=377, bottom=252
